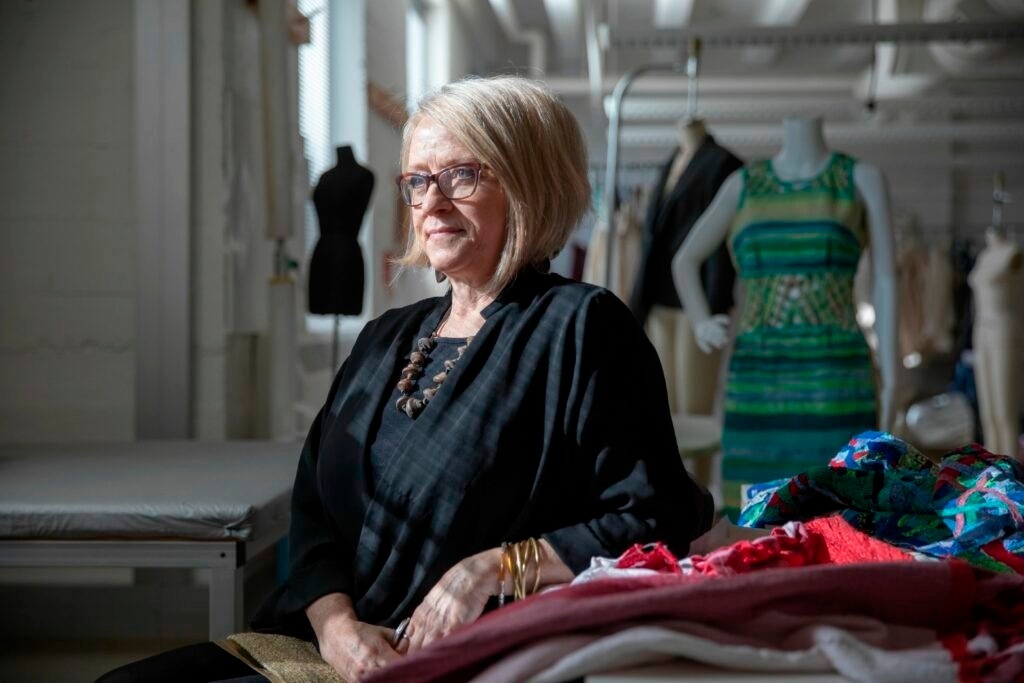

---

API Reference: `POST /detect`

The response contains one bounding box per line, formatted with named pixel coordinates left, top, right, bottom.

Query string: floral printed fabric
left=739, top=430, right=1024, bottom=573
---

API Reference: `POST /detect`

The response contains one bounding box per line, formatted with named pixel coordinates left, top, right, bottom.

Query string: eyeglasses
left=395, top=162, right=484, bottom=207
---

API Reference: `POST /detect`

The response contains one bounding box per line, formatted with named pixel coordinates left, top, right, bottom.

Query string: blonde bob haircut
left=395, top=76, right=590, bottom=294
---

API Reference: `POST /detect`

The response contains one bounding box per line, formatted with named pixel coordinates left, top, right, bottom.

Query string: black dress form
left=308, top=145, right=374, bottom=316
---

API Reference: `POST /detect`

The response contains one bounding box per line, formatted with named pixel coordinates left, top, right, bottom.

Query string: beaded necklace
left=395, top=316, right=473, bottom=419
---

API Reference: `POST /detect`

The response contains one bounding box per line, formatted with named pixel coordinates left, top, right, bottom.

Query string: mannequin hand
left=694, top=315, right=731, bottom=353
left=315, top=613, right=403, bottom=682
left=406, top=549, right=498, bottom=653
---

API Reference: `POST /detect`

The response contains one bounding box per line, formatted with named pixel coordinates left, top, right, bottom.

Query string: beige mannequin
left=663, top=119, right=707, bottom=194
left=969, top=228, right=1023, bottom=459
left=648, top=117, right=723, bottom=416
left=671, top=116, right=899, bottom=431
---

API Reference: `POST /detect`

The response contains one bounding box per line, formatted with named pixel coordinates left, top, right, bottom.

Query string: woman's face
left=405, top=117, right=508, bottom=288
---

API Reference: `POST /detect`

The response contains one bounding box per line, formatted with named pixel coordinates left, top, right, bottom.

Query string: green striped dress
left=722, top=152, right=877, bottom=516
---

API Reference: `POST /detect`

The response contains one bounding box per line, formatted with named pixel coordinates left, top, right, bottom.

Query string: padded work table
left=0, top=441, right=298, bottom=639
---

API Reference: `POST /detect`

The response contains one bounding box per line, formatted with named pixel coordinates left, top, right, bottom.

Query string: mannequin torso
left=308, top=145, right=375, bottom=316
left=969, top=230, right=1024, bottom=324
left=671, top=116, right=899, bottom=513
left=663, top=119, right=708, bottom=194
left=969, top=229, right=1023, bottom=458
left=671, top=116, right=898, bottom=431
left=312, top=146, right=375, bottom=238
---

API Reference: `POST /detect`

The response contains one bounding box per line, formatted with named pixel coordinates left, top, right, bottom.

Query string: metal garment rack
left=600, top=20, right=1024, bottom=288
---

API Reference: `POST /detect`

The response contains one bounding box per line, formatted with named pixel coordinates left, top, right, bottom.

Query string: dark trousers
left=95, top=641, right=268, bottom=683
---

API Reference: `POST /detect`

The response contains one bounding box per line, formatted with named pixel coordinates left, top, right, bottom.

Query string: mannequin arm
left=853, top=162, right=899, bottom=432
left=671, top=171, right=743, bottom=353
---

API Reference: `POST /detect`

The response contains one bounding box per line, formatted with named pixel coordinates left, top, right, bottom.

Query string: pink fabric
left=368, top=561, right=1023, bottom=683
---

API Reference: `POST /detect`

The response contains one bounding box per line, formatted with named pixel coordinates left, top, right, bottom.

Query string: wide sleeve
left=283, top=365, right=356, bottom=604
left=250, top=363, right=355, bottom=634
left=542, top=290, right=714, bottom=573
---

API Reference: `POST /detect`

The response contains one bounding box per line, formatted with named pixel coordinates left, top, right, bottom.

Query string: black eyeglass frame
left=395, top=162, right=485, bottom=207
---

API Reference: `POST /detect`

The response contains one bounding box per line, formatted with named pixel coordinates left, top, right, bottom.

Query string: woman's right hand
left=306, top=592, right=403, bottom=681
left=694, top=315, right=731, bottom=353
left=317, top=614, right=403, bottom=681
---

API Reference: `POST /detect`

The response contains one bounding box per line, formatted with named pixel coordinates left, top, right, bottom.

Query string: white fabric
left=526, top=624, right=957, bottom=683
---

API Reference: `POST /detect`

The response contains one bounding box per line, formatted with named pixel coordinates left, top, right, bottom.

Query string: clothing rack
left=599, top=20, right=1024, bottom=289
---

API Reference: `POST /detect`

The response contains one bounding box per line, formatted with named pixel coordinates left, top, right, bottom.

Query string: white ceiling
left=458, top=0, right=1024, bottom=165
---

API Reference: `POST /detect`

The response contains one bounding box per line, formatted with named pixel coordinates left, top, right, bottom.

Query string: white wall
left=191, top=0, right=229, bottom=439
left=367, top=0, right=407, bottom=315
left=0, top=0, right=136, bottom=442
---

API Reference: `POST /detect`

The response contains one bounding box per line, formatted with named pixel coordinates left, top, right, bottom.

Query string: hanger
left=684, top=37, right=702, bottom=125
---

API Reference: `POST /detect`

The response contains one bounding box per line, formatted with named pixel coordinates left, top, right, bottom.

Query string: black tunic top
left=252, top=269, right=714, bottom=638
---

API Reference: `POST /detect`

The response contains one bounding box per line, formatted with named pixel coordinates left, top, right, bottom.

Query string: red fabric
left=616, top=542, right=681, bottom=574
left=687, top=526, right=822, bottom=576
left=941, top=570, right=1024, bottom=683
left=980, top=539, right=1024, bottom=575
left=805, top=515, right=914, bottom=564
left=368, top=561, right=1023, bottom=683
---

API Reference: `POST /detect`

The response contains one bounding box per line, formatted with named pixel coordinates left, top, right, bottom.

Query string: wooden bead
left=395, top=327, right=475, bottom=419
left=404, top=398, right=423, bottom=418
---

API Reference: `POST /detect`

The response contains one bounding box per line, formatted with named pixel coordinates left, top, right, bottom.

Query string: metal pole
left=602, top=63, right=685, bottom=290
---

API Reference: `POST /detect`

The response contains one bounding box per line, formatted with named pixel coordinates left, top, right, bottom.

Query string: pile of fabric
left=741, top=431, right=1024, bottom=574
left=368, top=432, right=1024, bottom=683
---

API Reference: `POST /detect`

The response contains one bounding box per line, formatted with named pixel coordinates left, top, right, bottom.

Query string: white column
left=134, top=0, right=191, bottom=438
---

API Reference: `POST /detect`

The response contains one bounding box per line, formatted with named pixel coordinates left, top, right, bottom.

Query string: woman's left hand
left=405, top=548, right=499, bottom=652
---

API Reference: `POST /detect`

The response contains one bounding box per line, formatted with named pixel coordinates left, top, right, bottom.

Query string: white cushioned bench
left=0, top=441, right=297, bottom=639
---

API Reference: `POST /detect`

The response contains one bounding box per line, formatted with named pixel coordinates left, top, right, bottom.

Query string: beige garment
left=646, top=305, right=722, bottom=416
left=968, top=239, right=1024, bottom=459
left=583, top=191, right=644, bottom=302
left=897, top=242, right=930, bottom=359
left=920, top=245, right=955, bottom=356
left=218, top=632, right=344, bottom=683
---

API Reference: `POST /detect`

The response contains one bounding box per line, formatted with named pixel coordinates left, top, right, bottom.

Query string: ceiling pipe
left=488, top=0, right=547, bottom=74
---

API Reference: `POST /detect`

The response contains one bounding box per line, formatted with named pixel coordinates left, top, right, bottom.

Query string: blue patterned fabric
left=739, top=431, right=1024, bottom=573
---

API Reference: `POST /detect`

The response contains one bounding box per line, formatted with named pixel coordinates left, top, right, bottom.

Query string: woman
left=100, top=76, right=712, bottom=683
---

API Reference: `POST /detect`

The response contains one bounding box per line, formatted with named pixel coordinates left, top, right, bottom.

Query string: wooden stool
left=671, top=413, right=722, bottom=490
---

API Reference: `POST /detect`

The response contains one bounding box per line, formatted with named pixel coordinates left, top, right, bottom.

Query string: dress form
left=633, top=117, right=739, bottom=417
left=308, top=145, right=375, bottom=367
left=659, top=118, right=721, bottom=416
left=968, top=228, right=1023, bottom=459
left=663, top=119, right=708, bottom=194
left=671, top=116, right=899, bottom=431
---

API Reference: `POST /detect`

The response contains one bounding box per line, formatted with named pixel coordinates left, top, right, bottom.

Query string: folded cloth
left=368, top=561, right=1024, bottom=683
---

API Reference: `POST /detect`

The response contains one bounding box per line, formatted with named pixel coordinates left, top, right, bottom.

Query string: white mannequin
left=969, top=227, right=1023, bottom=459
left=671, top=116, right=900, bottom=431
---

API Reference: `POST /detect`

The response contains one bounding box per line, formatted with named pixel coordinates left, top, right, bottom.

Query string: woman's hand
left=405, top=548, right=500, bottom=653
left=306, top=593, right=403, bottom=681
